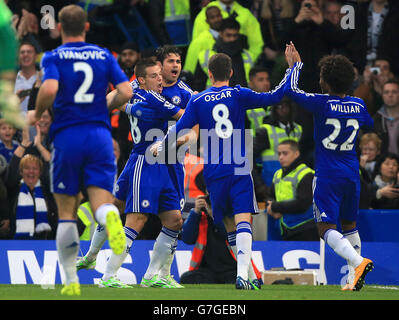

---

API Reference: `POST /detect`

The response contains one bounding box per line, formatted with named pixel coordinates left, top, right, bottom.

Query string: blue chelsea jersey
left=40, top=42, right=128, bottom=140
left=172, top=68, right=291, bottom=181
left=125, top=87, right=181, bottom=155
left=162, top=80, right=193, bottom=109
left=285, top=62, right=374, bottom=178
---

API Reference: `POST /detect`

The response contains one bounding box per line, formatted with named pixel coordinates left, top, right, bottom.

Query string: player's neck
left=62, top=35, right=85, bottom=44
left=212, top=80, right=229, bottom=87
left=162, top=79, right=177, bottom=88
left=329, top=91, right=346, bottom=98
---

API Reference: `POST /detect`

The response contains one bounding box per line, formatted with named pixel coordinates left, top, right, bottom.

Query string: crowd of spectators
left=0, top=0, right=398, bottom=241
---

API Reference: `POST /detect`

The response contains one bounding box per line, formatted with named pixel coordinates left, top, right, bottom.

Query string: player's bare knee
left=317, top=222, right=336, bottom=239
left=125, top=212, right=148, bottom=231
left=341, top=219, right=356, bottom=231
left=160, top=211, right=183, bottom=231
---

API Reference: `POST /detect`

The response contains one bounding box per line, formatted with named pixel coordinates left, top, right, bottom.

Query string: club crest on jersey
left=172, top=96, right=181, bottom=105
left=141, top=200, right=150, bottom=208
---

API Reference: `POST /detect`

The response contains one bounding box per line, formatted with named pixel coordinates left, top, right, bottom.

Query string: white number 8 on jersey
left=212, top=103, right=233, bottom=139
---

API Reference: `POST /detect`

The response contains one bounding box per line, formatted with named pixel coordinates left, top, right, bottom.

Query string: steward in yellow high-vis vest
left=164, top=0, right=191, bottom=45
left=77, top=202, right=98, bottom=240
left=183, top=5, right=222, bottom=74
left=192, top=0, right=263, bottom=62
left=267, top=140, right=319, bottom=241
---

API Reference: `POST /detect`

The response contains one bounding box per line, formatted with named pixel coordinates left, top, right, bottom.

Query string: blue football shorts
left=206, top=173, right=259, bottom=224
left=312, top=175, right=360, bottom=224
left=114, top=153, right=181, bottom=214
left=51, top=124, right=116, bottom=195
left=167, top=162, right=185, bottom=210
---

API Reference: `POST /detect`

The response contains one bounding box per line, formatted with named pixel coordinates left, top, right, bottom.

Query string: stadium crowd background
left=0, top=0, right=399, bottom=241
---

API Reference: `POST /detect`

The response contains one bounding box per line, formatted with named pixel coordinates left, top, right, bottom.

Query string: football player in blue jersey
left=77, top=58, right=185, bottom=288
left=155, top=45, right=195, bottom=284
left=159, top=52, right=293, bottom=290
left=284, top=43, right=374, bottom=291
left=33, top=5, right=132, bottom=296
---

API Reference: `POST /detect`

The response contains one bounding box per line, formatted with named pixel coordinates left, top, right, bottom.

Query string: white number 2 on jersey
left=322, top=118, right=359, bottom=151
left=212, top=103, right=233, bottom=139
left=73, top=62, right=94, bottom=103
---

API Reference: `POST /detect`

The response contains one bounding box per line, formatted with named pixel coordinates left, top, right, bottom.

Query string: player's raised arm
left=283, top=43, right=327, bottom=114
left=107, top=81, right=132, bottom=111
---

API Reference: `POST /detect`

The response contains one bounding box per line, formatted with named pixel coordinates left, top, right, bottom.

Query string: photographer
left=179, top=195, right=237, bottom=284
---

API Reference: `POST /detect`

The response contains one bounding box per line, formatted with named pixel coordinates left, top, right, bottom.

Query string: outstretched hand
left=285, top=41, right=301, bottom=68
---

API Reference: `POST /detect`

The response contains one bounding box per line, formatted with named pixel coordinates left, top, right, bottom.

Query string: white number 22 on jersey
left=73, top=62, right=94, bottom=103
left=322, top=118, right=359, bottom=151
left=212, top=103, right=233, bottom=139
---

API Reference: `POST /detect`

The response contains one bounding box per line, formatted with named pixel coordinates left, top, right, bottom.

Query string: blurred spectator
left=348, top=0, right=399, bottom=77
left=359, top=132, right=382, bottom=183
left=183, top=5, right=223, bottom=75
left=266, top=140, right=318, bottom=241
left=196, top=17, right=254, bottom=90
left=118, top=41, right=140, bottom=83
left=0, top=119, right=19, bottom=172
left=250, top=0, right=295, bottom=85
left=147, top=0, right=191, bottom=46
left=285, top=0, right=347, bottom=168
left=5, top=154, right=57, bottom=239
left=111, top=41, right=141, bottom=163
left=245, top=65, right=271, bottom=132
left=192, top=0, right=264, bottom=63
left=357, top=58, right=395, bottom=116
left=368, top=152, right=399, bottom=209
left=372, top=79, right=399, bottom=155
left=14, top=40, right=40, bottom=116
left=252, top=97, right=302, bottom=199
left=11, top=7, right=42, bottom=51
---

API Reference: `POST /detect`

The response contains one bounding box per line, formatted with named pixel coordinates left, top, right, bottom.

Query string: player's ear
left=84, top=22, right=90, bottom=33
left=229, top=69, right=233, bottom=78
left=208, top=69, right=214, bottom=82
left=56, top=22, right=62, bottom=33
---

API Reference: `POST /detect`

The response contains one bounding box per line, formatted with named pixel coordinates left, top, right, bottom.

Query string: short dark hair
left=134, top=58, right=158, bottom=79
left=156, top=45, right=182, bottom=64
left=319, top=54, right=355, bottom=94
left=383, top=79, right=399, bottom=90
left=208, top=53, right=232, bottom=82
left=219, top=17, right=240, bottom=32
left=19, top=39, right=37, bottom=53
left=249, top=65, right=269, bottom=81
left=58, top=5, right=87, bottom=37
left=278, top=139, right=300, bottom=152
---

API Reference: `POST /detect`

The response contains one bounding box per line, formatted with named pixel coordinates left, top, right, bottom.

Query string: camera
left=370, top=67, right=381, bottom=75
left=17, top=89, right=32, bottom=98
left=304, top=2, right=312, bottom=9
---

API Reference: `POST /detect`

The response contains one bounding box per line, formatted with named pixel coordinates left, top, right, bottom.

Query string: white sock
left=56, top=220, right=80, bottom=285
left=158, top=236, right=178, bottom=277
left=324, top=229, right=363, bottom=268
left=95, top=203, right=119, bottom=226
left=144, top=227, right=179, bottom=280
left=102, top=226, right=137, bottom=281
left=86, top=225, right=107, bottom=261
left=228, top=230, right=257, bottom=281
left=236, top=222, right=253, bottom=281
left=343, top=228, right=361, bottom=283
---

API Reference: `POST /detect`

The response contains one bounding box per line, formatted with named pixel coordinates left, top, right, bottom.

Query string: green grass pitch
left=0, top=284, right=398, bottom=300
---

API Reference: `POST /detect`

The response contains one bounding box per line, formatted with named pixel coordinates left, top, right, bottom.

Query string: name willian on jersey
left=329, top=101, right=361, bottom=113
